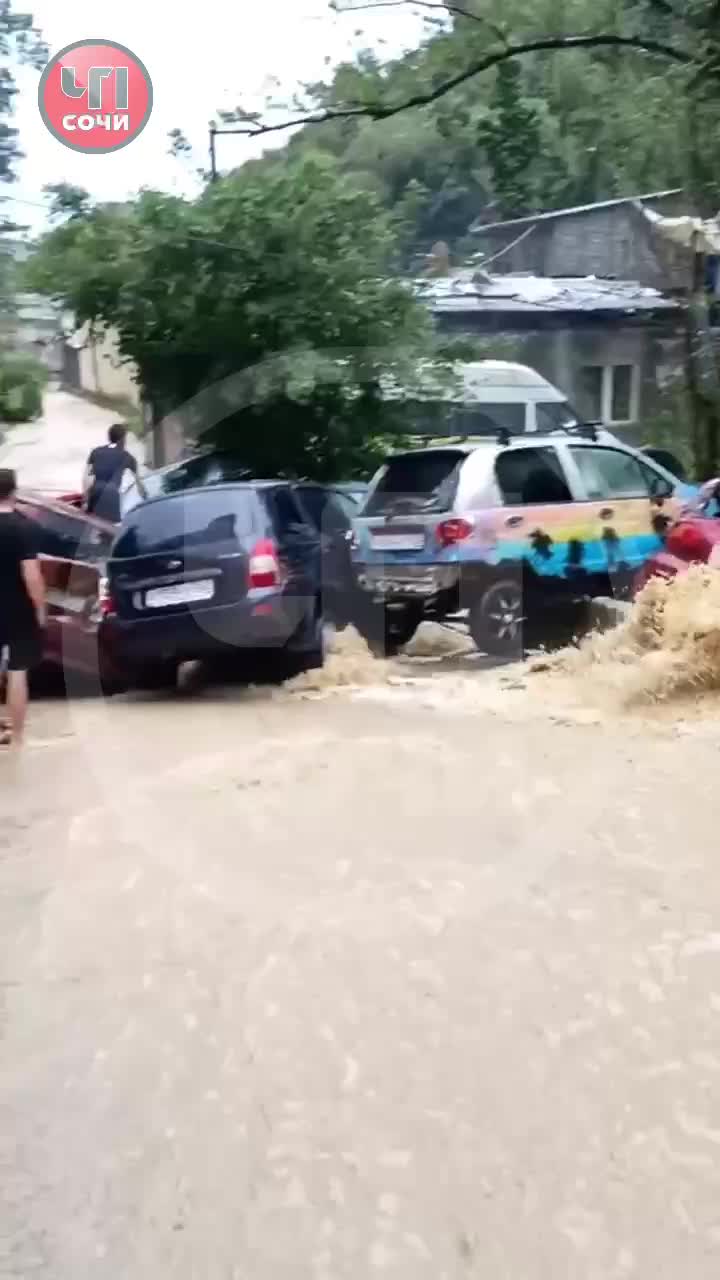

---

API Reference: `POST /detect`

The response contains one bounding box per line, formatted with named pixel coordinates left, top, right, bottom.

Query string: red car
left=15, top=493, right=125, bottom=692
left=635, top=480, right=720, bottom=590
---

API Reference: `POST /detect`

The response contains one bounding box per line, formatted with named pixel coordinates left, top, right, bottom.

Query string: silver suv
left=352, top=432, right=691, bottom=656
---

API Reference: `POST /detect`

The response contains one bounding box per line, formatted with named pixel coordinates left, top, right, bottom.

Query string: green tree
left=43, top=182, right=93, bottom=222
left=1, top=4, right=47, bottom=426
left=478, top=60, right=541, bottom=217
left=27, top=154, right=442, bottom=478
left=202, top=0, right=712, bottom=263
left=199, top=0, right=720, bottom=470
left=0, top=0, right=46, bottom=187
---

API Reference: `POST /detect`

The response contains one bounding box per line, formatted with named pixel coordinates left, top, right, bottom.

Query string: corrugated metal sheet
left=415, top=272, right=681, bottom=316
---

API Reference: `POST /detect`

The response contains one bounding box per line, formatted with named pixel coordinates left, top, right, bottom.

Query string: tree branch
left=229, top=34, right=691, bottom=139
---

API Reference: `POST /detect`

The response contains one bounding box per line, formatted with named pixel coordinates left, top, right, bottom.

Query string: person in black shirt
left=84, top=423, right=147, bottom=523
left=0, top=469, right=46, bottom=748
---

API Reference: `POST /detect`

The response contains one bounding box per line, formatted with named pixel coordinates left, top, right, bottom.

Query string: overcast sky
left=9, top=0, right=426, bottom=232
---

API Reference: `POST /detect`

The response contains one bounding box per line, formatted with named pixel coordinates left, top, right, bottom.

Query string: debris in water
left=531, top=567, right=720, bottom=707
left=402, top=622, right=474, bottom=660
left=286, top=626, right=389, bottom=693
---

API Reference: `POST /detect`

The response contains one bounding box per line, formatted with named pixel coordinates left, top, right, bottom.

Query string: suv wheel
left=132, top=660, right=179, bottom=692
left=279, top=606, right=326, bottom=679
left=355, top=602, right=422, bottom=657
left=469, top=577, right=526, bottom=658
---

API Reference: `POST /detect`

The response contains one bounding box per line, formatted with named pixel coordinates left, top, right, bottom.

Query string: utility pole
left=208, top=123, right=250, bottom=183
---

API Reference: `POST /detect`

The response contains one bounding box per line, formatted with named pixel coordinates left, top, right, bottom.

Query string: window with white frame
left=577, top=364, right=640, bottom=425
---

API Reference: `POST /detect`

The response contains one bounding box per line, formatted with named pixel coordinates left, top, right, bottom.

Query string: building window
left=577, top=364, right=639, bottom=425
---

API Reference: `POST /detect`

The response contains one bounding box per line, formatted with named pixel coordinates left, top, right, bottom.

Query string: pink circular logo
left=38, top=39, right=153, bottom=154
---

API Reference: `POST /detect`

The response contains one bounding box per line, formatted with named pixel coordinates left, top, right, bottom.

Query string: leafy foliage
left=477, top=60, right=541, bottom=219
left=43, top=182, right=93, bottom=222
left=0, top=0, right=46, bottom=184
left=1, top=0, right=45, bottom=363
left=207, top=0, right=719, bottom=257
left=26, top=155, right=446, bottom=478
left=0, top=351, right=47, bottom=422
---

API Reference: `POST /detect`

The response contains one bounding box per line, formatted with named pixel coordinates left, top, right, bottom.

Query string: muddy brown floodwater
left=4, top=613, right=720, bottom=1278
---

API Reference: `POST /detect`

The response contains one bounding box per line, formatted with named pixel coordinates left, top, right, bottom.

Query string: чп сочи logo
left=38, top=39, right=153, bottom=154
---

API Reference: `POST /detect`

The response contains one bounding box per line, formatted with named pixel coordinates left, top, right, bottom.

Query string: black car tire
left=98, top=671, right=128, bottom=697
left=385, top=604, right=423, bottom=656
left=279, top=645, right=324, bottom=680
left=132, top=660, right=179, bottom=692
left=355, top=601, right=422, bottom=657
left=469, top=575, right=527, bottom=659
left=277, top=605, right=326, bottom=679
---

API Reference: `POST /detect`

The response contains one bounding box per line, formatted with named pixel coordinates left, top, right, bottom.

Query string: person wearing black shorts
left=84, top=423, right=147, bottom=523
left=0, top=469, right=46, bottom=747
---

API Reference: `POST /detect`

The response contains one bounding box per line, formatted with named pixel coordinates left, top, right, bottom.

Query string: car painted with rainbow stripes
left=351, top=432, right=696, bottom=656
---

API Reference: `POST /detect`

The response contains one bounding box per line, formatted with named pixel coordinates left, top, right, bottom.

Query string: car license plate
left=370, top=532, right=424, bottom=551
left=145, top=580, right=215, bottom=608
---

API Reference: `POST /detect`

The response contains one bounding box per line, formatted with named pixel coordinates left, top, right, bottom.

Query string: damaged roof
left=415, top=271, right=681, bottom=317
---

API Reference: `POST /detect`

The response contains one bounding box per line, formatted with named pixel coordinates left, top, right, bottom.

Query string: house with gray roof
left=418, top=268, right=685, bottom=439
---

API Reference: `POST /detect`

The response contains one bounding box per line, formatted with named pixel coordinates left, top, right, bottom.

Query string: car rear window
left=365, top=451, right=465, bottom=516
left=112, top=489, right=259, bottom=558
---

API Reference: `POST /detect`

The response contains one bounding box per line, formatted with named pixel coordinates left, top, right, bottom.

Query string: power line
left=2, top=195, right=51, bottom=211
left=3, top=195, right=252, bottom=254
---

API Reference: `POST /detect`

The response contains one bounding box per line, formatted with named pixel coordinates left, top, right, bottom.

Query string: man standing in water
left=0, top=470, right=46, bottom=748
left=84, top=423, right=147, bottom=523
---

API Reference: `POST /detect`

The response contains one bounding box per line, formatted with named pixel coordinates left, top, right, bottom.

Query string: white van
left=384, top=359, right=580, bottom=440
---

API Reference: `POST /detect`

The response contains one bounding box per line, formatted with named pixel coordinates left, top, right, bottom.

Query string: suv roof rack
left=548, top=420, right=601, bottom=441
left=417, top=428, right=516, bottom=447
left=409, top=420, right=602, bottom=448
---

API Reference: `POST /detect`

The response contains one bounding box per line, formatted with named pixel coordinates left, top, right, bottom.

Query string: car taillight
left=249, top=538, right=283, bottom=589
left=98, top=576, right=116, bottom=618
left=437, top=517, right=473, bottom=547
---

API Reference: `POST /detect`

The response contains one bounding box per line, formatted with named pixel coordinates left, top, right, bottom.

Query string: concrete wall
left=521, top=324, right=684, bottom=441
left=475, top=194, right=691, bottom=292
left=75, top=328, right=141, bottom=408
left=9, top=293, right=64, bottom=374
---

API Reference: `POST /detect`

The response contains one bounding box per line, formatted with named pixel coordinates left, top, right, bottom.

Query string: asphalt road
left=4, top=669, right=720, bottom=1278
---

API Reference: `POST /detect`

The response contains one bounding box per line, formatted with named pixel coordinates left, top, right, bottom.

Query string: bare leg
left=5, top=670, right=28, bottom=746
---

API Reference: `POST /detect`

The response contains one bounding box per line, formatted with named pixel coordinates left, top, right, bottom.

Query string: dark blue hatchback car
left=102, top=482, right=325, bottom=688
